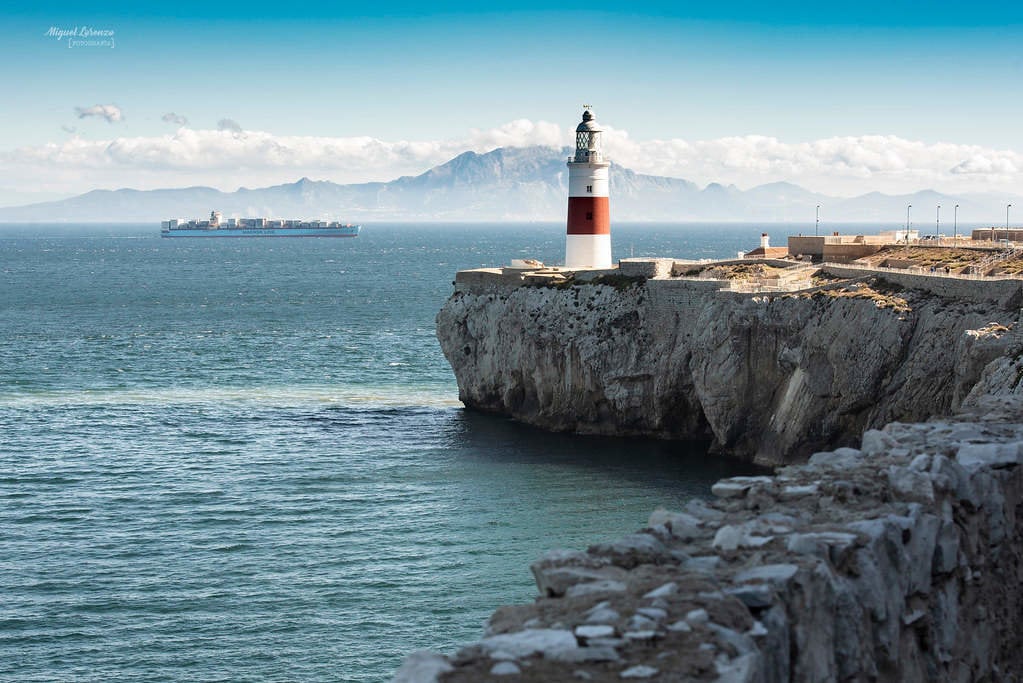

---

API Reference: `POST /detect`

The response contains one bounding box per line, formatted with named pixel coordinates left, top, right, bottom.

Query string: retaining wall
left=822, top=264, right=1022, bottom=306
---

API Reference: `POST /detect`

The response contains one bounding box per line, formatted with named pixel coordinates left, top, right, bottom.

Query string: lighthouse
left=565, top=107, right=612, bottom=269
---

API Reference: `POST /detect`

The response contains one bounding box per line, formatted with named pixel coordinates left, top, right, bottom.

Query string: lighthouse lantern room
left=565, top=107, right=612, bottom=269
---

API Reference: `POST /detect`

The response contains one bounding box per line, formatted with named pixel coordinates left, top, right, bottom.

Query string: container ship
left=161, top=211, right=360, bottom=238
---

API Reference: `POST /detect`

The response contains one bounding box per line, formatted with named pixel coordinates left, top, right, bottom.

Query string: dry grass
left=967, top=322, right=1013, bottom=339
left=685, top=263, right=792, bottom=281
left=790, top=277, right=911, bottom=313
left=991, top=257, right=1023, bottom=275
left=854, top=245, right=1018, bottom=275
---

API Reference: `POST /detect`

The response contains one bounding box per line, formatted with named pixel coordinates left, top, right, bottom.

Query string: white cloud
left=0, top=122, right=565, bottom=194
left=598, top=128, right=1023, bottom=195
left=74, top=104, right=123, bottom=123
left=950, top=154, right=1018, bottom=176
left=467, top=118, right=563, bottom=150
left=1, top=119, right=1022, bottom=198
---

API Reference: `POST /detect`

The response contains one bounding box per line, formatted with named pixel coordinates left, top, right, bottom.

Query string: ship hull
left=160, top=227, right=360, bottom=238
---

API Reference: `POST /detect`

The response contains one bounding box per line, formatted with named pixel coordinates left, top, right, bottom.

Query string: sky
left=2, top=0, right=1022, bottom=204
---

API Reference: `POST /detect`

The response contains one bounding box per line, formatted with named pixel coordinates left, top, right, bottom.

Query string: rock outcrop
left=393, top=395, right=1023, bottom=682
left=404, top=264, right=1023, bottom=682
left=437, top=267, right=1023, bottom=465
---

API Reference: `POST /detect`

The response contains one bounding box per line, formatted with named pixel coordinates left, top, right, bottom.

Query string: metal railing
left=970, top=247, right=1023, bottom=274
left=820, top=261, right=1023, bottom=282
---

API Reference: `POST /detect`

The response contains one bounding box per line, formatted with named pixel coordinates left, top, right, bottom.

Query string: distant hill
left=0, top=146, right=1018, bottom=223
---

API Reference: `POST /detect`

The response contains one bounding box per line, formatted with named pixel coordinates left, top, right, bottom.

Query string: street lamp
left=815, top=204, right=820, bottom=237
left=903, top=203, right=912, bottom=254
left=997, top=204, right=1013, bottom=244
left=936, top=204, right=941, bottom=240
left=954, top=204, right=959, bottom=247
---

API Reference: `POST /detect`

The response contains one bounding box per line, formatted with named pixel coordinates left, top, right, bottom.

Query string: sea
left=0, top=222, right=766, bottom=682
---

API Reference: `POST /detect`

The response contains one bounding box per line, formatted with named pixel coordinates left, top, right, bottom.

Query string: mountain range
left=0, top=146, right=1018, bottom=225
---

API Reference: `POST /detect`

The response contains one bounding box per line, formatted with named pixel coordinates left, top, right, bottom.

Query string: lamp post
left=996, top=204, right=1013, bottom=245
left=936, top=204, right=941, bottom=240
left=815, top=204, right=820, bottom=237
left=954, top=204, right=959, bottom=247
left=904, top=204, right=912, bottom=254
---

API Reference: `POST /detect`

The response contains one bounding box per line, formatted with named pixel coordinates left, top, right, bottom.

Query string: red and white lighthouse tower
left=565, top=107, right=611, bottom=269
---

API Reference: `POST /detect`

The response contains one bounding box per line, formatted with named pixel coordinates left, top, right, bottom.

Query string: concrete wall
left=822, top=243, right=884, bottom=263
left=790, top=236, right=896, bottom=262
left=972, top=228, right=1023, bottom=242
left=789, top=239, right=883, bottom=263
left=788, top=236, right=824, bottom=259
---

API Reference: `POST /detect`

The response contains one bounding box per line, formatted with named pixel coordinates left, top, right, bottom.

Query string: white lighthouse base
left=565, top=234, right=612, bottom=269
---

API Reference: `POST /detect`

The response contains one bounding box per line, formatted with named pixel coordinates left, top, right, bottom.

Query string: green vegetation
left=586, top=274, right=648, bottom=290
left=523, top=275, right=575, bottom=289
left=522, top=272, right=648, bottom=291
left=871, top=278, right=905, bottom=295
left=809, top=271, right=845, bottom=287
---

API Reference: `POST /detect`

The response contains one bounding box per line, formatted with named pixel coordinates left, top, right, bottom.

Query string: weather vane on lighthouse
left=564, top=106, right=611, bottom=268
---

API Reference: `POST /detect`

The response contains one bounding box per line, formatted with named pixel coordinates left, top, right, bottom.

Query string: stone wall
left=619, top=259, right=675, bottom=279
left=454, top=269, right=529, bottom=293
left=393, top=395, right=1023, bottom=683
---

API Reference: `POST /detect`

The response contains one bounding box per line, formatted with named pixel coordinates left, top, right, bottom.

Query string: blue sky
left=2, top=0, right=1022, bottom=199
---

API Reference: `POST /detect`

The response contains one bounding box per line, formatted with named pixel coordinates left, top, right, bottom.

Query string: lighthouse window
left=586, top=212, right=593, bottom=220
left=586, top=185, right=593, bottom=193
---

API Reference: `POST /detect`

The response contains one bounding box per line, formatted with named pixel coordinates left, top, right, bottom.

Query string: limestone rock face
left=437, top=278, right=1020, bottom=465
left=393, top=396, right=1023, bottom=683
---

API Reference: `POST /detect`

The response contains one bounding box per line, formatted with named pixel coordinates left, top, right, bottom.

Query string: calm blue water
left=0, top=223, right=762, bottom=682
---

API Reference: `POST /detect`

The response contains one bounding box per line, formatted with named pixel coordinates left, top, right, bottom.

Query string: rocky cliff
left=437, top=268, right=1023, bottom=465
left=396, top=266, right=1023, bottom=682
left=393, top=394, right=1023, bottom=683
